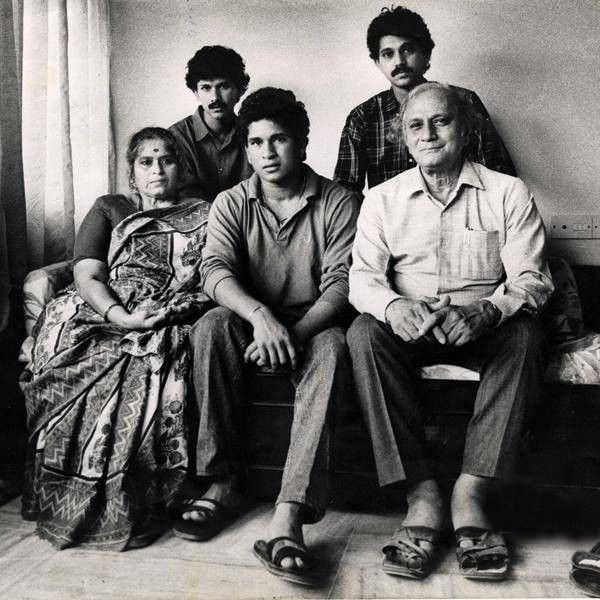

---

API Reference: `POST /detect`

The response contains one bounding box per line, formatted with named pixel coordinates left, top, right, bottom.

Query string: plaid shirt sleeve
left=334, top=108, right=367, bottom=197
left=466, top=90, right=517, bottom=177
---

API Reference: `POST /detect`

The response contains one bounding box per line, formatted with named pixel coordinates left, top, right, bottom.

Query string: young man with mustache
left=169, top=45, right=253, bottom=201
left=334, top=6, right=516, bottom=197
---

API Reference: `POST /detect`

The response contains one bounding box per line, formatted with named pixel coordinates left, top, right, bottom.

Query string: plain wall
left=109, top=0, right=600, bottom=263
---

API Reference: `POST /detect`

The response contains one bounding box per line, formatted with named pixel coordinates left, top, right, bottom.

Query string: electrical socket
left=593, top=216, right=600, bottom=239
left=550, top=215, right=593, bottom=239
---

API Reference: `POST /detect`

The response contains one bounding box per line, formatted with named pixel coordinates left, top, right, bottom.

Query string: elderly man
left=347, top=82, right=553, bottom=580
left=169, top=45, right=253, bottom=201
left=176, top=87, right=358, bottom=586
left=334, top=5, right=515, bottom=197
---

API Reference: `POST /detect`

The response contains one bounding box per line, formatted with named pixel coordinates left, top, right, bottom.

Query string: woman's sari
left=20, top=200, right=213, bottom=550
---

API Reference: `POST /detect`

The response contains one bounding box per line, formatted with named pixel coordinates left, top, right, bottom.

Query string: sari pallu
left=20, top=200, right=213, bottom=550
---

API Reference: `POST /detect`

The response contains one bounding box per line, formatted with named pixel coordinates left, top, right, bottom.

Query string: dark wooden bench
left=244, top=265, right=600, bottom=530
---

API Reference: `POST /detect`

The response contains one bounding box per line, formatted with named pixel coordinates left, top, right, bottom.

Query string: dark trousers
left=346, top=313, right=545, bottom=487
left=189, top=306, right=350, bottom=521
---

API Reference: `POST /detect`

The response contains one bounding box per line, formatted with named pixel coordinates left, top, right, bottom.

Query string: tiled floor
left=0, top=497, right=593, bottom=599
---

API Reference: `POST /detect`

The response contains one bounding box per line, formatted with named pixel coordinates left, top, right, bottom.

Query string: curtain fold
left=22, top=0, right=113, bottom=269
left=0, top=0, right=28, bottom=332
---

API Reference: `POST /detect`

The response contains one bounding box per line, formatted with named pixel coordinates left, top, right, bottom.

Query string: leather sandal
left=172, top=498, right=239, bottom=542
left=571, top=542, right=600, bottom=596
left=253, top=536, right=320, bottom=587
left=455, top=527, right=509, bottom=580
left=382, top=526, right=441, bottom=580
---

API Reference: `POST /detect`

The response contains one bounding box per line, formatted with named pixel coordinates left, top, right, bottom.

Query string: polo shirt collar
left=248, top=164, right=320, bottom=202
left=191, top=108, right=238, bottom=145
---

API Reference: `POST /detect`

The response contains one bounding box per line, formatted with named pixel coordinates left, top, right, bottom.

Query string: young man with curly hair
left=169, top=45, right=253, bottom=201
left=334, top=5, right=516, bottom=197
left=177, top=87, right=359, bottom=586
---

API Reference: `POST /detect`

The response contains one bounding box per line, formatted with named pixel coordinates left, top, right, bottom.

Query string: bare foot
left=267, top=502, right=306, bottom=571
left=400, top=479, right=445, bottom=559
left=451, top=473, right=494, bottom=548
left=181, top=475, right=243, bottom=522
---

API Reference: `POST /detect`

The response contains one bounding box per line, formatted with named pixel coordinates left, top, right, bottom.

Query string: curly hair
left=126, top=127, right=183, bottom=190
left=388, top=83, right=483, bottom=153
left=367, top=5, right=435, bottom=60
left=185, top=46, right=250, bottom=95
left=237, top=87, right=310, bottom=159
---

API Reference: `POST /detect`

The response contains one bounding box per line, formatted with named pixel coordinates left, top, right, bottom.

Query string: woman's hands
left=107, top=302, right=201, bottom=331
left=107, top=306, right=169, bottom=330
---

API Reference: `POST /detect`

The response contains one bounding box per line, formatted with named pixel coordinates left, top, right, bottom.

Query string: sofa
left=19, top=257, right=600, bottom=529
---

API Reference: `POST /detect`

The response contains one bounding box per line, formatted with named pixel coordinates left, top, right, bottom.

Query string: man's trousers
left=189, top=306, right=350, bottom=521
left=346, top=313, right=545, bottom=487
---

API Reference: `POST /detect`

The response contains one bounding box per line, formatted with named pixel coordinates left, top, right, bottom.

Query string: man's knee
left=346, top=313, right=385, bottom=355
left=305, top=327, right=349, bottom=370
left=497, top=314, right=545, bottom=356
left=189, top=306, right=243, bottom=348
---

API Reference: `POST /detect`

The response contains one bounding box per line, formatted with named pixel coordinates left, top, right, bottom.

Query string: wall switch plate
left=550, top=215, right=593, bottom=239
left=593, top=216, right=600, bottom=239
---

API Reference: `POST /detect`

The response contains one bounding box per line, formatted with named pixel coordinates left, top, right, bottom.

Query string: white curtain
left=0, top=0, right=28, bottom=332
left=22, top=0, right=114, bottom=268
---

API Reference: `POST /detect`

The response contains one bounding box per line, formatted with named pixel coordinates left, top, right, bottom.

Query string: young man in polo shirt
left=177, top=87, right=359, bottom=586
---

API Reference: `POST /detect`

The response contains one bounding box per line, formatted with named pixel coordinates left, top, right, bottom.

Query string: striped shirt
left=349, top=161, right=553, bottom=325
left=334, top=86, right=516, bottom=197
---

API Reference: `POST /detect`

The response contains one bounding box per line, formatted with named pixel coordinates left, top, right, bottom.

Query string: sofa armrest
left=23, top=260, right=74, bottom=336
left=19, top=261, right=74, bottom=363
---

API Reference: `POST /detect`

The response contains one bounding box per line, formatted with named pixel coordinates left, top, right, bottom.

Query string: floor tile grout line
left=326, top=522, right=356, bottom=600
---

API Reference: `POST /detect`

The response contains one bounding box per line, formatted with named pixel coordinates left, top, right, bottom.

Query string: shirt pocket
left=464, top=229, right=503, bottom=280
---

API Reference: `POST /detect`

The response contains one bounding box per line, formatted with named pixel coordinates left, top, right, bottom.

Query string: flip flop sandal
left=253, top=536, right=320, bottom=587
left=382, top=526, right=441, bottom=580
left=570, top=542, right=600, bottom=597
left=455, top=527, right=509, bottom=580
left=172, top=498, right=238, bottom=542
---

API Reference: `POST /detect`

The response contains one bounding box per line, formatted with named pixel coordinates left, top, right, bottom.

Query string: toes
left=278, top=556, right=306, bottom=571
left=182, top=511, right=207, bottom=522
left=406, top=555, right=423, bottom=570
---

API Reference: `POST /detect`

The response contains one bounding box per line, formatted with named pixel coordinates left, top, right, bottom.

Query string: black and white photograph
left=0, top=0, right=599, bottom=598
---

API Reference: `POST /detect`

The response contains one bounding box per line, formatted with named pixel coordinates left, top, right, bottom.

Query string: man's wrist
left=384, top=297, right=403, bottom=325
left=480, top=300, right=502, bottom=327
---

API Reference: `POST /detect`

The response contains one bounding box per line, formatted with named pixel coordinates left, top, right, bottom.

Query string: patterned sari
left=20, top=200, right=213, bottom=550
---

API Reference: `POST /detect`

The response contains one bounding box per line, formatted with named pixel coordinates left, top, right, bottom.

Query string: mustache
left=391, top=66, right=413, bottom=77
left=208, top=100, right=226, bottom=110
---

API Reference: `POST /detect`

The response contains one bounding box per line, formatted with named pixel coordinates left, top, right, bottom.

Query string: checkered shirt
left=334, top=87, right=516, bottom=197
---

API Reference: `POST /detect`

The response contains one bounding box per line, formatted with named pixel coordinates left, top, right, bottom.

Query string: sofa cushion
left=543, top=257, right=586, bottom=346
left=19, top=261, right=73, bottom=362
left=419, top=332, right=600, bottom=385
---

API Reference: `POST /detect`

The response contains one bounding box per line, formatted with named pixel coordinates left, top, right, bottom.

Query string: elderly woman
left=347, top=83, right=553, bottom=580
left=20, top=127, right=213, bottom=550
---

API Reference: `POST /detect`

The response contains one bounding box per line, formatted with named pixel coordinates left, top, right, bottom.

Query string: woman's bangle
left=103, top=302, right=121, bottom=322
